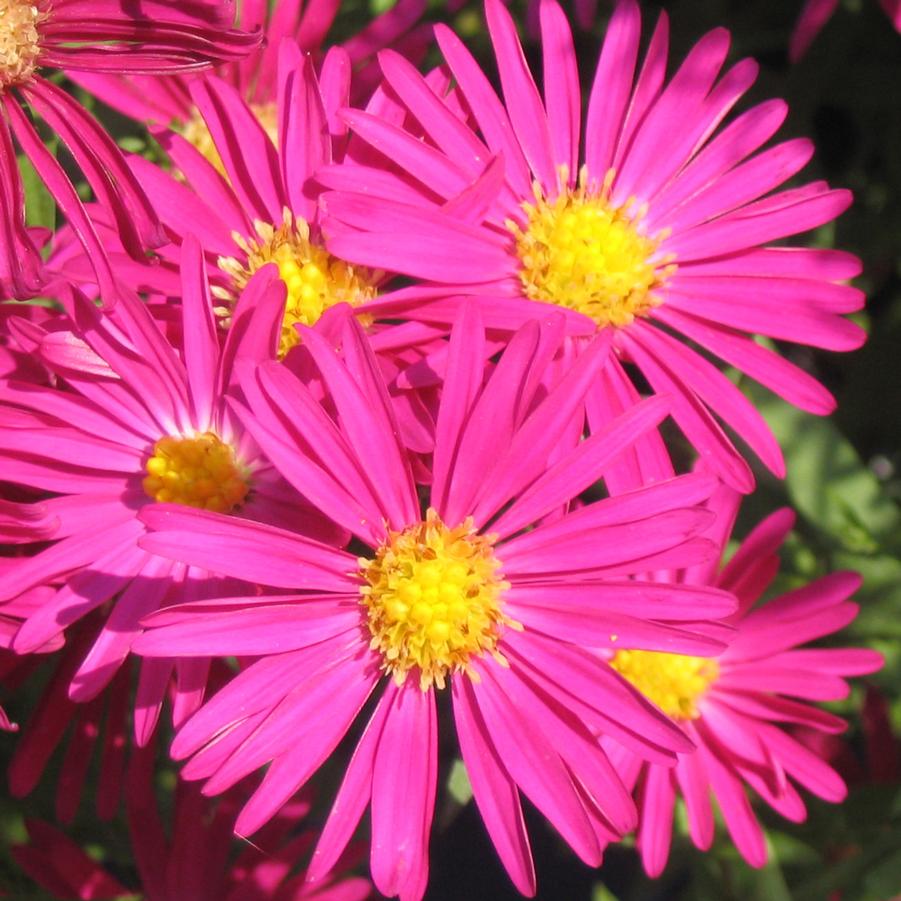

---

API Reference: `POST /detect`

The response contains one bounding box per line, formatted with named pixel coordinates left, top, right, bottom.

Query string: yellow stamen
left=142, top=432, right=249, bottom=513
left=180, top=101, right=279, bottom=178
left=359, top=509, right=517, bottom=691
left=0, top=1, right=45, bottom=90
left=610, top=649, right=719, bottom=720
left=509, top=167, right=675, bottom=328
left=217, top=210, right=379, bottom=358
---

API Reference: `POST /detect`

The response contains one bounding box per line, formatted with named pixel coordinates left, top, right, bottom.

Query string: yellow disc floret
left=0, top=1, right=45, bottom=90
left=359, top=509, right=517, bottom=691
left=610, top=649, right=719, bottom=720
left=180, top=101, right=279, bottom=179
left=143, top=433, right=249, bottom=513
left=217, top=210, right=378, bottom=358
left=510, top=167, right=674, bottom=328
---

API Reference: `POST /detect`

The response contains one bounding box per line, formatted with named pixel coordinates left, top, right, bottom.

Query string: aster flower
left=0, top=0, right=260, bottom=301
left=600, top=487, right=883, bottom=875
left=73, top=44, right=420, bottom=361
left=790, top=0, right=901, bottom=62
left=71, top=0, right=428, bottom=141
left=0, top=238, right=342, bottom=743
left=319, top=0, right=865, bottom=492
left=133, top=306, right=738, bottom=899
left=12, top=743, right=371, bottom=901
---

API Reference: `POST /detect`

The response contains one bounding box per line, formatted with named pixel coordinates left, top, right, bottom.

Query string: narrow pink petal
left=789, top=0, right=839, bottom=62
left=484, top=0, right=557, bottom=192
left=540, top=0, right=580, bottom=180
left=638, top=765, right=675, bottom=877
left=431, top=303, right=486, bottom=518
left=585, top=0, right=641, bottom=180
left=470, top=662, right=601, bottom=865
left=491, top=394, right=670, bottom=539
left=180, top=235, right=219, bottom=430
left=138, top=505, right=358, bottom=591
left=452, top=678, right=535, bottom=896
left=762, top=725, right=846, bottom=802
left=434, top=23, right=532, bottom=197
left=630, top=320, right=785, bottom=477
left=370, top=684, right=437, bottom=900
left=135, top=601, right=361, bottom=658
left=307, top=685, right=396, bottom=884
left=674, top=747, right=714, bottom=850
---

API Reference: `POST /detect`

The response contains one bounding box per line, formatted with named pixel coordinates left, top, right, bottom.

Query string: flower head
left=320, top=0, right=865, bottom=493
left=134, top=306, right=739, bottom=899
left=600, top=488, right=883, bottom=875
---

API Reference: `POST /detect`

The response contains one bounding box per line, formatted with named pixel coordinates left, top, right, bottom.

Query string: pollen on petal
left=359, top=509, right=515, bottom=691
left=142, top=432, right=249, bottom=513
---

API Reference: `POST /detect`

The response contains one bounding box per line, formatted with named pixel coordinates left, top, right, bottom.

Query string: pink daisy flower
left=0, top=238, right=341, bottom=742
left=601, top=487, right=883, bottom=875
left=133, top=306, right=739, bottom=899
left=12, top=745, right=371, bottom=901
left=319, top=0, right=865, bottom=492
left=75, top=45, right=425, bottom=362
left=790, top=0, right=901, bottom=62
left=0, top=0, right=260, bottom=301
left=72, top=0, right=428, bottom=135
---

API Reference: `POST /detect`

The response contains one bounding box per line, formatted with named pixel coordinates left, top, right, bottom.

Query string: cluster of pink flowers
left=0, top=0, right=885, bottom=898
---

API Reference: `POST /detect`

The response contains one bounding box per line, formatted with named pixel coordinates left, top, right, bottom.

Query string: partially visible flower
left=0, top=0, right=260, bottom=301
left=11, top=742, right=371, bottom=901
left=134, top=307, right=738, bottom=899
left=72, top=0, right=428, bottom=135
left=0, top=238, right=342, bottom=744
left=320, top=0, right=864, bottom=493
left=790, top=0, right=901, bottom=62
left=601, top=488, right=883, bottom=875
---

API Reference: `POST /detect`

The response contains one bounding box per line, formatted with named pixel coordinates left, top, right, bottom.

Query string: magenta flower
left=320, top=0, right=864, bottom=492
left=790, top=0, right=901, bottom=62
left=12, top=745, right=371, bottom=901
left=601, top=488, right=883, bottom=875
left=133, top=307, right=738, bottom=899
left=83, top=46, right=408, bottom=360
left=0, top=238, right=341, bottom=742
left=0, top=0, right=259, bottom=301
left=72, top=0, right=428, bottom=131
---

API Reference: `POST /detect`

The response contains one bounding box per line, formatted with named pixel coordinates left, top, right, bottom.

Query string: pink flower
left=72, top=0, right=428, bottom=128
left=12, top=743, right=371, bottom=901
left=76, top=46, right=419, bottom=360
left=319, top=0, right=864, bottom=492
left=0, top=238, right=341, bottom=743
left=0, top=0, right=260, bottom=301
left=790, top=0, right=901, bottom=62
left=134, top=307, right=738, bottom=899
left=601, top=488, right=883, bottom=875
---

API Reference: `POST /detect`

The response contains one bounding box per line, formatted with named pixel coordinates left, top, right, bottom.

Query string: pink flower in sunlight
left=133, top=307, right=739, bottom=900
left=0, top=238, right=341, bottom=744
left=601, top=487, right=882, bottom=876
left=72, top=0, right=428, bottom=130
left=790, top=0, right=901, bottom=62
left=319, top=0, right=864, bottom=493
left=0, top=0, right=259, bottom=301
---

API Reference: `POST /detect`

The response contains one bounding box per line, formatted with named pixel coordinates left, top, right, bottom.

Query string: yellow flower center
left=142, top=433, right=249, bottom=513
left=180, top=101, right=278, bottom=178
left=359, top=509, right=517, bottom=691
left=217, top=211, right=378, bottom=358
left=0, top=1, right=44, bottom=90
left=609, top=649, right=719, bottom=720
left=509, top=168, right=674, bottom=328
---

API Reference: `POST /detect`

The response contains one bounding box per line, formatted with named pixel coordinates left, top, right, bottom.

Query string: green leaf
left=17, top=144, right=57, bottom=232
left=746, top=383, right=899, bottom=548
left=446, top=758, right=472, bottom=806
